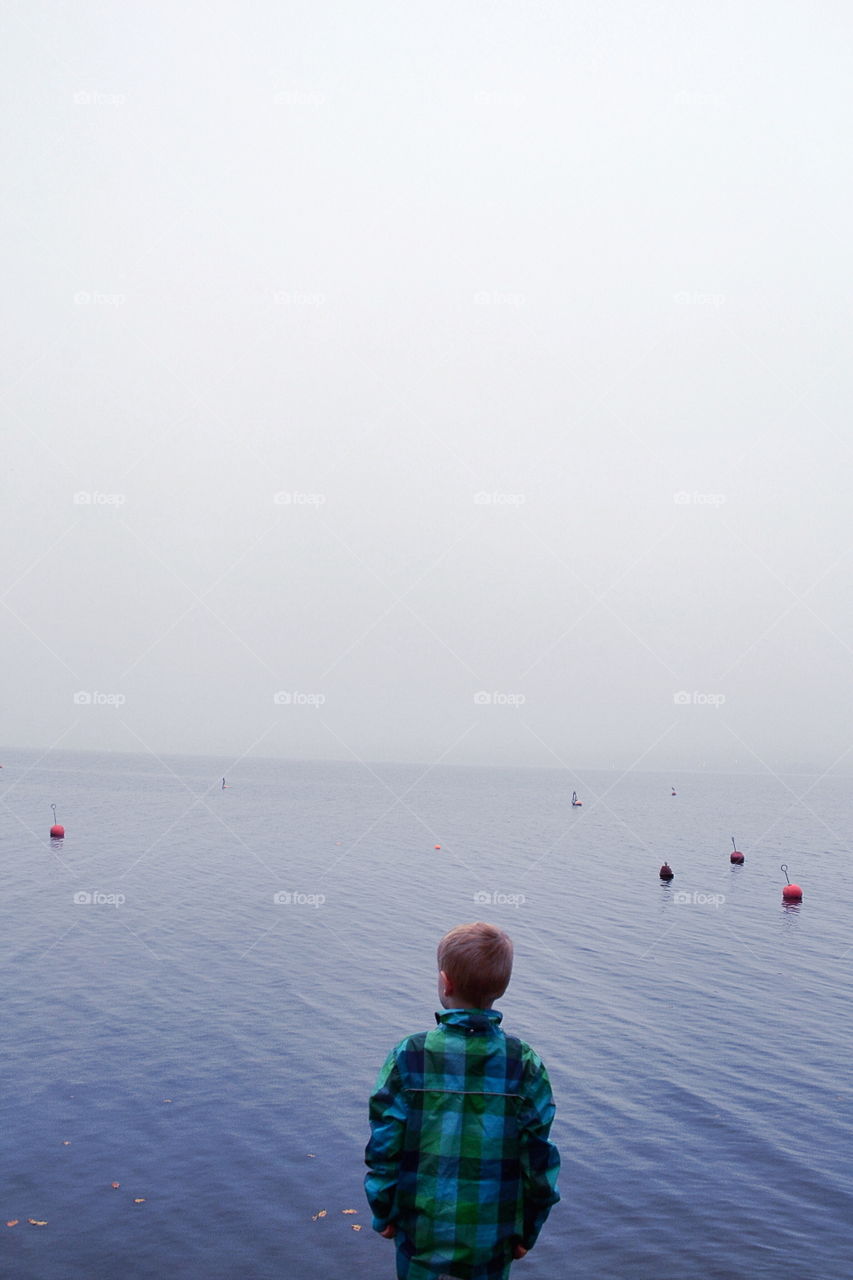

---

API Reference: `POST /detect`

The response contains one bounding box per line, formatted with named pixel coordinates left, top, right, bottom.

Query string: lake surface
left=1, top=750, right=851, bottom=1278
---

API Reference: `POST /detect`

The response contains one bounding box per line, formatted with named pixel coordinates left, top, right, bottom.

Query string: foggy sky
left=3, top=0, right=853, bottom=775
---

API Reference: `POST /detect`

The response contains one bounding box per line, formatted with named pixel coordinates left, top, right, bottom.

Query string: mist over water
left=3, top=1, right=853, bottom=776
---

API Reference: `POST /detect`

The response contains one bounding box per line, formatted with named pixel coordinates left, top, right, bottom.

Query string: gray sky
left=3, top=0, right=852, bottom=774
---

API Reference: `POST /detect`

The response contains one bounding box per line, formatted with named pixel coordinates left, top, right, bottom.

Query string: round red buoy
left=50, top=824, right=65, bottom=838
left=730, top=836, right=744, bottom=864
left=434, top=845, right=441, bottom=850
left=780, top=864, right=802, bottom=902
left=659, top=862, right=674, bottom=880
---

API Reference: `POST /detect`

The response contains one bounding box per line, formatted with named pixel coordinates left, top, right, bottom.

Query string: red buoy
left=50, top=804, right=64, bottom=839
left=730, top=836, right=744, bottom=864
left=659, top=862, right=674, bottom=880
left=434, top=845, right=441, bottom=850
left=781, top=864, right=802, bottom=902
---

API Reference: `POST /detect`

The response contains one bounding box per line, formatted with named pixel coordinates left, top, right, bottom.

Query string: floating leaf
left=342, top=1209, right=358, bottom=1214
left=352, top=1223, right=362, bottom=1231
left=311, top=1209, right=327, bottom=1221
left=306, top=1153, right=316, bottom=1158
left=162, top=1099, right=172, bottom=1104
left=6, top=1221, right=18, bottom=1228
left=62, top=1140, right=71, bottom=1146
left=28, top=1219, right=48, bottom=1226
left=111, top=1182, right=120, bottom=1189
left=133, top=1198, right=146, bottom=1204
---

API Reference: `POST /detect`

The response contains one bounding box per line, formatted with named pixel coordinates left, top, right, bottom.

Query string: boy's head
left=437, top=922, right=513, bottom=1010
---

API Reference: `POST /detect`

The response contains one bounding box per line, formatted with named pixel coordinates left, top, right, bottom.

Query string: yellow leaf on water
left=27, top=1219, right=48, bottom=1226
left=111, top=1182, right=120, bottom=1189
left=341, top=1209, right=357, bottom=1214
left=6, top=1221, right=19, bottom=1227
left=62, top=1140, right=71, bottom=1145
left=311, top=1209, right=327, bottom=1220
left=133, top=1198, right=146, bottom=1204
left=306, top=1153, right=316, bottom=1158
left=351, top=1224, right=362, bottom=1231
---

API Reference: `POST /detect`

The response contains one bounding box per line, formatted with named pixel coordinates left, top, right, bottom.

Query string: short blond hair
left=437, top=922, right=513, bottom=1007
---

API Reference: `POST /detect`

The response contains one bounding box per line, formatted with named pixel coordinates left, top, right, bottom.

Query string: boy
left=365, top=922, right=560, bottom=1279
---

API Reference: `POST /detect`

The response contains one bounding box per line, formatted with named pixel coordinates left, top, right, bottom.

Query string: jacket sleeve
left=518, top=1052, right=561, bottom=1249
left=364, top=1049, right=408, bottom=1232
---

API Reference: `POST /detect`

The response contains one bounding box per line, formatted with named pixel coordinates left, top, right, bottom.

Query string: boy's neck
left=441, top=998, right=494, bottom=1011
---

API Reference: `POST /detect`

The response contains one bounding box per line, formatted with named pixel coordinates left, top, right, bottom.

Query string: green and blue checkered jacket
left=365, top=1008, right=560, bottom=1280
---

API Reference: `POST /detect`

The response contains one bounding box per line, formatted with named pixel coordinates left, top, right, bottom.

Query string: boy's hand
left=512, top=1243, right=528, bottom=1259
left=380, top=1225, right=396, bottom=1239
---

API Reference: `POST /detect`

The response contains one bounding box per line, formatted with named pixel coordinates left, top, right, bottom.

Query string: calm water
left=1, top=750, right=851, bottom=1279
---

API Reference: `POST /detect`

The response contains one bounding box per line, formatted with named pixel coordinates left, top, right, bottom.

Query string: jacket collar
left=435, top=1008, right=503, bottom=1034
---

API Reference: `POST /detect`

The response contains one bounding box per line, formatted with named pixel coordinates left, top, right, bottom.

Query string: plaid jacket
left=365, top=1008, right=560, bottom=1280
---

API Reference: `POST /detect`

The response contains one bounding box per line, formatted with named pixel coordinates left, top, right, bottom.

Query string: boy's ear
left=439, top=969, right=453, bottom=996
